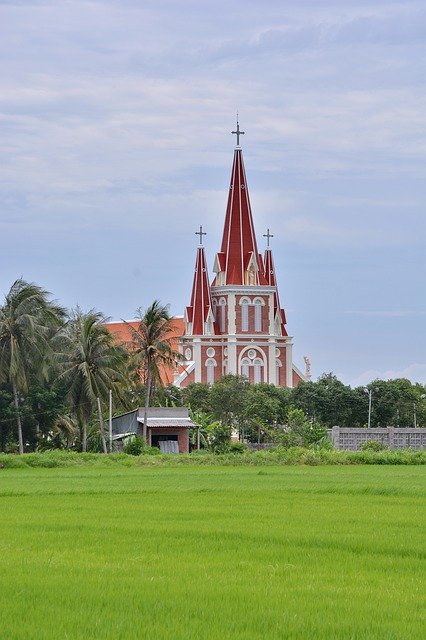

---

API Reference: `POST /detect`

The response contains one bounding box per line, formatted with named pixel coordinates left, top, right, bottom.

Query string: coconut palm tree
left=57, top=309, right=127, bottom=452
left=124, top=301, right=182, bottom=443
left=0, top=279, right=65, bottom=453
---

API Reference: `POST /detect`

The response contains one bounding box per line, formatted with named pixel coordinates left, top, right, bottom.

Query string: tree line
left=178, top=373, right=426, bottom=449
left=0, top=279, right=424, bottom=453
left=0, top=279, right=179, bottom=453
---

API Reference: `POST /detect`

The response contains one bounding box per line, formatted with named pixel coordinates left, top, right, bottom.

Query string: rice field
left=0, top=465, right=424, bottom=639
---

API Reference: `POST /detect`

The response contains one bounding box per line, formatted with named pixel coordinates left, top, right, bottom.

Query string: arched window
left=253, top=358, right=263, bottom=384
left=241, top=358, right=250, bottom=380
left=205, top=358, right=217, bottom=385
left=219, top=298, right=226, bottom=333
left=254, top=298, right=263, bottom=332
left=240, top=298, right=249, bottom=332
left=276, top=359, right=282, bottom=386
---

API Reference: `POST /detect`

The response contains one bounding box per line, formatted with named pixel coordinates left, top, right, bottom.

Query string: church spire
left=264, top=245, right=287, bottom=336
left=214, top=134, right=267, bottom=286
left=186, top=235, right=214, bottom=336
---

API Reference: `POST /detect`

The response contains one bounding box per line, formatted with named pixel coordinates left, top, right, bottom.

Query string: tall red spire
left=264, top=247, right=287, bottom=336
left=214, top=148, right=267, bottom=286
left=186, top=245, right=215, bottom=335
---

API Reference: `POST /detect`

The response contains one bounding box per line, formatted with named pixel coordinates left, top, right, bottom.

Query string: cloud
left=348, top=364, right=426, bottom=388
left=346, top=311, right=426, bottom=318
left=0, top=0, right=425, bottom=384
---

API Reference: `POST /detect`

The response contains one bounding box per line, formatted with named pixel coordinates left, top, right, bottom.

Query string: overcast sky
left=1, top=0, right=425, bottom=387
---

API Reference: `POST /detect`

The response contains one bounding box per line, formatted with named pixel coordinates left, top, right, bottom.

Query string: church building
left=174, top=124, right=305, bottom=388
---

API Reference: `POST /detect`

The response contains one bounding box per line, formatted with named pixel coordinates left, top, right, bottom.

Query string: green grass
left=0, top=466, right=424, bottom=639
left=1, top=447, right=425, bottom=468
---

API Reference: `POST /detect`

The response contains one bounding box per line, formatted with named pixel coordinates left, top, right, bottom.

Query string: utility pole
left=109, top=389, right=113, bottom=453
left=364, top=387, right=373, bottom=428
left=97, top=397, right=108, bottom=454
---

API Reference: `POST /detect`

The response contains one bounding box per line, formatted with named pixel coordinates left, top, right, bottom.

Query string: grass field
left=0, top=465, right=424, bottom=639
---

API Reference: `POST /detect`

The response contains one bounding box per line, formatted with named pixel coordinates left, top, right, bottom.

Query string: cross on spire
left=195, top=225, right=206, bottom=245
left=263, top=228, right=274, bottom=247
left=232, top=116, right=245, bottom=146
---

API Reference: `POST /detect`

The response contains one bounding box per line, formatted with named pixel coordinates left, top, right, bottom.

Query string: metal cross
left=195, top=225, right=206, bottom=245
left=232, top=118, right=245, bottom=146
left=263, top=228, right=274, bottom=247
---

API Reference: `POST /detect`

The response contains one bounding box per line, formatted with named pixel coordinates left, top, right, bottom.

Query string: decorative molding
left=211, top=286, right=275, bottom=295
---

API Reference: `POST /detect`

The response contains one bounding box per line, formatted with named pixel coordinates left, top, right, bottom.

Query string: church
left=175, top=123, right=305, bottom=388
left=107, top=124, right=306, bottom=389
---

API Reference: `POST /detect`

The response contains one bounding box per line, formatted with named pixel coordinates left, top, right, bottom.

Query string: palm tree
left=124, top=301, right=182, bottom=443
left=0, top=279, right=65, bottom=453
left=57, top=309, right=127, bottom=452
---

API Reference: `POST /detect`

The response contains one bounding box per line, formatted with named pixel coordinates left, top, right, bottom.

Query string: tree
left=16, top=381, right=67, bottom=451
left=363, top=378, right=425, bottom=428
left=152, top=384, right=183, bottom=408
left=124, top=301, right=182, bottom=443
left=188, top=409, right=215, bottom=450
left=291, top=373, right=357, bottom=428
left=57, top=309, right=127, bottom=452
left=286, top=407, right=327, bottom=447
left=0, top=279, right=65, bottom=453
left=0, top=387, right=15, bottom=452
left=182, top=383, right=212, bottom=414
left=210, top=375, right=249, bottom=433
left=243, top=385, right=281, bottom=443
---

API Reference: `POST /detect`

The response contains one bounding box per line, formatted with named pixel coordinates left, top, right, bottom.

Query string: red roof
left=264, top=248, right=287, bottom=335
left=106, top=318, right=185, bottom=385
left=216, top=148, right=267, bottom=286
left=187, top=246, right=214, bottom=335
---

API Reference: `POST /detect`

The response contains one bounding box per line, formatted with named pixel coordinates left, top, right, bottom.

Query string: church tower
left=176, top=124, right=305, bottom=388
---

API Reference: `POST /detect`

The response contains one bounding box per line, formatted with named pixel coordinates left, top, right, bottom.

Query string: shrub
left=228, top=441, right=247, bottom=454
left=142, top=446, right=161, bottom=455
left=123, top=435, right=144, bottom=456
left=361, top=439, right=388, bottom=452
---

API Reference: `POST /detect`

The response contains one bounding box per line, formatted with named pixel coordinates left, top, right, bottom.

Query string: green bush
left=361, top=439, right=388, bottom=452
left=123, top=435, right=145, bottom=456
left=142, top=446, right=161, bottom=455
left=228, top=441, right=247, bottom=454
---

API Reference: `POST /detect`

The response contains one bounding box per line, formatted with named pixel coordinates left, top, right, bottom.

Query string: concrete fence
left=330, top=427, right=426, bottom=451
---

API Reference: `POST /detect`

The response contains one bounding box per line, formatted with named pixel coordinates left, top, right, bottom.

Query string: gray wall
left=330, top=427, right=426, bottom=451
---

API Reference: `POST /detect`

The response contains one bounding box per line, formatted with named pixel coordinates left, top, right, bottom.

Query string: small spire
left=187, top=244, right=214, bottom=335
left=231, top=114, right=245, bottom=147
left=263, top=228, right=274, bottom=247
left=195, top=225, right=206, bottom=245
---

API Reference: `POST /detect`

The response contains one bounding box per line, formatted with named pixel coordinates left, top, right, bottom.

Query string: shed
left=112, top=407, right=195, bottom=453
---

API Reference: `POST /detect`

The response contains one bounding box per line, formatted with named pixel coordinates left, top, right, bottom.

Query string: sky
left=1, top=0, right=425, bottom=388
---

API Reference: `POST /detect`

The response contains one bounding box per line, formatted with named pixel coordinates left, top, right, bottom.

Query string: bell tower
left=176, top=123, right=305, bottom=388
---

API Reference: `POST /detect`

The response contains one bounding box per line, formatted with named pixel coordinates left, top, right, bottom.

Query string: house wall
left=111, top=410, right=138, bottom=436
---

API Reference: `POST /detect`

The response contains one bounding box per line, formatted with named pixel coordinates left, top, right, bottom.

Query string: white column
left=285, top=340, right=293, bottom=388
left=194, top=339, right=202, bottom=382
left=227, top=337, right=237, bottom=375
left=227, top=292, right=236, bottom=333
left=268, top=340, right=276, bottom=385
left=226, top=292, right=237, bottom=375
left=268, top=293, right=275, bottom=334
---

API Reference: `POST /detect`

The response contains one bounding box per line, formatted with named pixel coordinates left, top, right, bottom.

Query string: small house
left=112, top=407, right=196, bottom=453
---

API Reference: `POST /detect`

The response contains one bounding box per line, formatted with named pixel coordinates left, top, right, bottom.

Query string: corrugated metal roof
left=137, top=417, right=195, bottom=428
